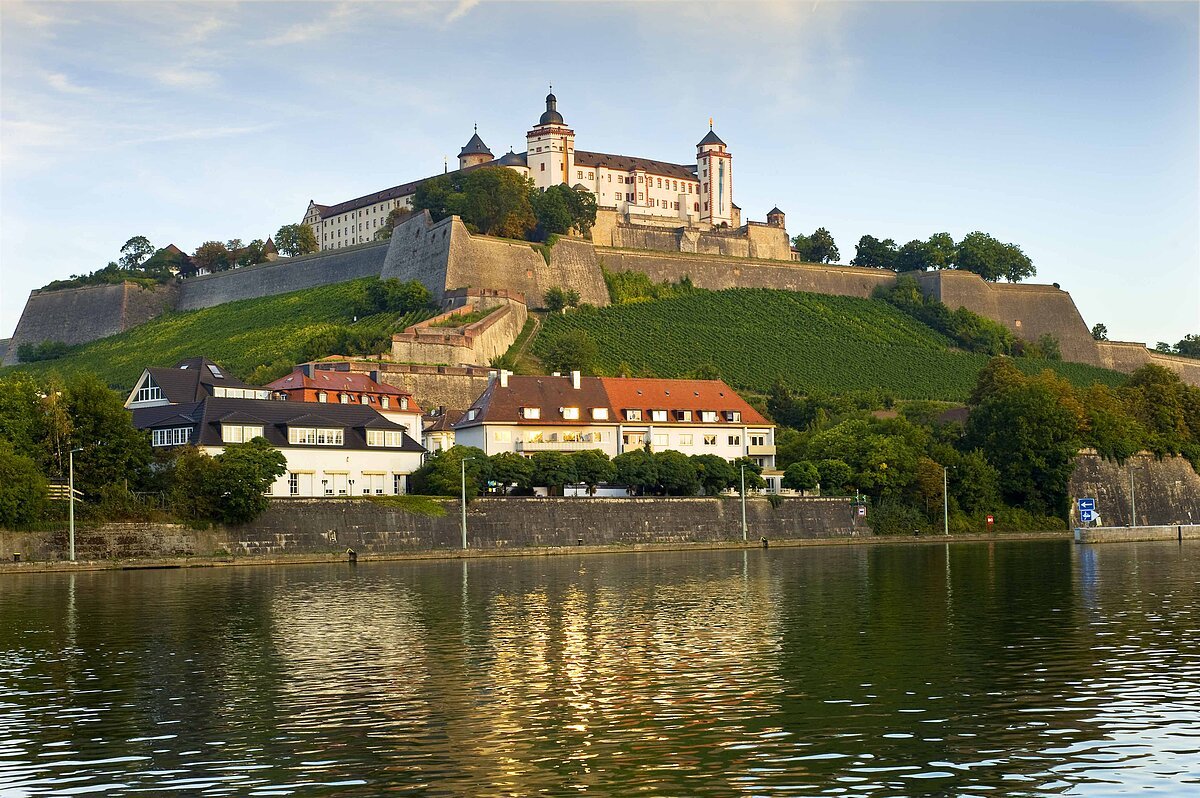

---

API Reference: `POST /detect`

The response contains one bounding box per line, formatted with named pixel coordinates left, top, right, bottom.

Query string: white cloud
left=153, top=66, right=220, bottom=89
left=44, top=71, right=94, bottom=94
left=445, top=0, right=480, bottom=24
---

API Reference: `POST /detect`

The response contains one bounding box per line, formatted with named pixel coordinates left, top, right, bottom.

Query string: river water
left=1, top=540, right=1198, bottom=796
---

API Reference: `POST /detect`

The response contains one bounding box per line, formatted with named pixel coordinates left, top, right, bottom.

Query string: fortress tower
left=458, top=126, right=493, bottom=170
left=697, top=124, right=733, bottom=227
left=526, top=90, right=575, bottom=190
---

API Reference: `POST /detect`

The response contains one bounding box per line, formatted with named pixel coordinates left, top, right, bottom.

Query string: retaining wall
left=1068, top=451, right=1200, bottom=527
left=1074, top=525, right=1200, bottom=544
left=1096, top=341, right=1200, bottom=384
left=390, top=297, right=527, bottom=367
left=2, top=496, right=858, bottom=561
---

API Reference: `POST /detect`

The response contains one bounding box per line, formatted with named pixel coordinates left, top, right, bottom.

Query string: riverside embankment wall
left=1068, top=451, right=1200, bottom=527
left=1, top=496, right=858, bottom=561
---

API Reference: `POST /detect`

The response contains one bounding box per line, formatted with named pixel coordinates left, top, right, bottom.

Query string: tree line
left=791, top=227, right=1036, bottom=282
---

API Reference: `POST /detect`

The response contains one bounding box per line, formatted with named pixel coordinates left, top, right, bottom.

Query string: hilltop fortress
left=4, top=91, right=1197, bottom=385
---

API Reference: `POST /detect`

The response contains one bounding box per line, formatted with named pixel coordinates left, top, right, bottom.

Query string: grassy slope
left=532, top=288, right=1127, bottom=401
left=8, top=279, right=433, bottom=390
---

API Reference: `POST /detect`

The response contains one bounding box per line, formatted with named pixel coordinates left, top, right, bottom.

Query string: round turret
left=766, top=206, right=785, bottom=228
left=457, top=125, right=494, bottom=169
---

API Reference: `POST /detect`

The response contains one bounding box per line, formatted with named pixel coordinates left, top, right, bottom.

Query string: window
left=400, top=397, right=409, bottom=410
left=289, top=427, right=343, bottom=446
left=152, top=427, right=191, bottom=447
left=624, top=409, right=642, bottom=422
left=467, top=408, right=478, bottom=421
left=657, top=178, right=662, bottom=188
left=521, top=407, right=541, bottom=420
left=750, top=434, right=766, bottom=446
left=704, top=435, right=717, bottom=446
left=637, top=175, right=644, bottom=183
left=493, top=429, right=512, bottom=443
left=366, top=430, right=404, bottom=447
left=653, top=434, right=668, bottom=447
left=540, top=163, right=545, bottom=171
left=381, top=397, right=390, bottom=409
left=701, top=411, right=718, bottom=423
left=288, top=473, right=299, bottom=495
left=577, top=170, right=583, bottom=179
left=638, top=193, right=643, bottom=201
left=591, top=407, right=609, bottom=421
left=317, top=391, right=327, bottom=403
left=213, top=387, right=271, bottom=400
left=562, top=407, right=580, bottom=420
left=222, top=424, right=264, bottom=444
left=726, top=411, right=742, bottom=422
left=676, top=410, right=692, bottom=422
left=393, top=474, right=404, bottom=495
left=340, top=394, right=349, bottom=404
left=728, top=435, right=741, bottom=446
left=678, top=434, right=693, bottom=446
left=650, top=409, right=668, bottom=422
left=361, top=396, right=371, bottom=405
left=207, top=364, right=223, bottom=378
left=134, top=380, right=163, bottom=403
left=623, top=432, right=645, bottom=447
left=588, top=172, right=594, bottom=179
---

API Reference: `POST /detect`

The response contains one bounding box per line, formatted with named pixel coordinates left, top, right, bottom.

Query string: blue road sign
left=1080, top=509, right=1095, bottom=523
left=1078, top=498, right=1095, bottom=512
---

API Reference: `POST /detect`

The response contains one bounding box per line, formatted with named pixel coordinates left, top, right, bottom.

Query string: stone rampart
left=4, top=281, right=178, bottom=365
left=598, top=248, right=897, bottom=297
left=1069, top=451, right=1200, bottom=527
left=594, top=213, right=791, bottom=261
left=311, top=358, right=497, bottom=409
left=1096, top=341, right=1200, bottom=384
left=391, top=294, right=528, bottom=367
left=916, top=271, right=1101, bottom=364
left=176, top=242, right=386, bottom=311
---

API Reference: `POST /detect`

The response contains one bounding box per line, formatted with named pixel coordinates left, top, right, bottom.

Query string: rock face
left=1069, top=451, right=1200, bottom=527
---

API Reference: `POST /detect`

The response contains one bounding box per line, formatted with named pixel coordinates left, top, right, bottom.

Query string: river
left=1, top=540, right=1197, bottom=795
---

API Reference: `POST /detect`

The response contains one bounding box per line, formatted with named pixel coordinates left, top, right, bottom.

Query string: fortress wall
left=390, top=299, right=528, bottom=367
left=4, top=281, right=178, bottom=365
left=1070, top=451, right=1200, bottom=527
left=380, top=211, right=457, bottom=298
left=176, top=243, right=387, bottom=312
left=1096, top=341, right=1200, bottom=385
left=305, top=359, right=494, bottom=409
left=604, top=219, right=791, bottom=262
left=599, top=249, right=896, bottom=297
left=916, top=271, right=1101, bottom=364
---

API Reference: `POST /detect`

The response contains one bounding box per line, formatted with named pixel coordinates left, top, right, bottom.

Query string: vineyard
left=532, top=288, right=1127, bottom=401
left=6, top=279, right=434, bottom=391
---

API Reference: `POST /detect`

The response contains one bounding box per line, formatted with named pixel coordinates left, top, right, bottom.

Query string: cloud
left=1, top=0, right=66, bottom=31
left=445, top=0, right=480, bottom=23
left=44, top=71, right=95, bottom=94
left=258, top=1, right=362, bottom=46
left=123, top=123, right=276, bottom=146
left=153, top=66, right=220, bottom=89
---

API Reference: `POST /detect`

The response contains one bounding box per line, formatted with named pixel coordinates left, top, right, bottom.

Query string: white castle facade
left=302, top=92, right=739, bottom=251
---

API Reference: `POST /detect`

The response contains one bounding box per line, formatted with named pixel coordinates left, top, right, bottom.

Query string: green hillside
left=532, top=288, right=1127, bottom=401
left=7, top=279, right=434, bottom=390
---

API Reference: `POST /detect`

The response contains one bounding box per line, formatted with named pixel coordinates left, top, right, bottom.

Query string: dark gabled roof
left=574, top=150, right=698, bottom=182
left=767, top=206, right=784, bottom=216
left=263, top=237, right=278, bottom=254
left=142, top=357, right=253, bottom=404
left=494, top=149, right=527, bottom=167
left=698, top=128, right=726, bottom=147
left=132, top=397, right=424, bottom=452
left=458, top=131, right=492, bottom=157
left=312, top=161, right=498, bottom=219
left=423, top=409, right=465, bottom=433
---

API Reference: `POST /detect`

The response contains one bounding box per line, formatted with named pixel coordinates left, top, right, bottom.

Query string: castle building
left=302, top=92, right=738, bottom=251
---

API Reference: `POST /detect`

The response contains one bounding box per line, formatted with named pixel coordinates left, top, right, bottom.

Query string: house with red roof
left=453, top=370, right=778, bottom=486
left=265, top=365, right=421, bottom=436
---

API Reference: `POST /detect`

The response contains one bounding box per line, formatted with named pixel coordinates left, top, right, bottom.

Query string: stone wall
left=176, top=242, right=387, bottom=311
left=4, top=281, right=178, bottom=365
left=599, top=248, right=897, bottom=297
left=311, top=359, right=496, bottom=409
left=2, top=496, right=858, bottom=561
left=916, top=271, right=1101, bottom=365
left=1096, top=341, right=1200, bottom=385
left=390, top=294, right=528, bottom=367
left=1068, top=451, right=1200, bottom=527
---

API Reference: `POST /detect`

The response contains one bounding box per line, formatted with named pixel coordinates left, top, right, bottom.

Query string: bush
left=16, top=341, right=71, bottom=362
left=0, top=443, right=48, bottom=528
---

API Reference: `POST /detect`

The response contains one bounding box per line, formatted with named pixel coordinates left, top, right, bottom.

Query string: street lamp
left=461, top=456, right=476, bottom=550
left=739, top=463, right=748, bottom=542
left=1129, top=462, right=1137, bottom=527
left=943, top=465, right=950, bottom=536
left=68, top=447, right=83, bottom=562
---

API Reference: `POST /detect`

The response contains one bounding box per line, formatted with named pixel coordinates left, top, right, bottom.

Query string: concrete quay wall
left=1068, top=451, right=1200, bottom=527
left=1074, top=525, right=1200, bottom=544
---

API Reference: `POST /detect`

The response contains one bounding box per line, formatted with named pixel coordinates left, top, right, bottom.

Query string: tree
left=782, top=461, right=819, bottom=492
left=654, top=450, right=699, bottom=495
left=572, top=449, right=615, bottom=495
left=913, top=456, right=946, bottom=518
left=488, top=452, right=534, bottom=493
left=62, top=373, right=152, bottom=499
left=192, top=241, right=231, bottom=273
left=236, top=239, right=269, bottom=269
left=791, top=227, right=840, bottom=263
left=544, top=287, right=569, bottom=312
left=613, top=449, right=657, bottom=495
left=359, top=278, right=433, bottom=316
left=851, top=235, right=898, bottom=270
left=209, top=438, right=287, bottom=524
left=275, top=223, right=319, bottom=257
left=530, top=451, right=576, bottom=495
left=118, top=236, right=154, bottom=270
left=1174, top=334, right=1200, bottom=358
left=1091, top=323, right=1109, bottom=341
left=691, top=453, right=736, bottom=495
left=955, top=231, right=1035, bottom=282
left=0, top=442, right=48, bottom=527
left=414, top=167, right=538, bottom=240
left=896, top=239, right=935, bottom=272
left=817, top=459, right=853, bottom=493
left=927, top=232, right=956, bottom=269
left=950, top=450, right=1001, bottom=516
left=540, top=330, right=598, bottom=375
left=410, top=446, right=489, bottom=498
left=733, top=457, right=767, bottom=490
left=689, top=362, right=722, bottom=381
left=374, top=207, right=411, bottom=241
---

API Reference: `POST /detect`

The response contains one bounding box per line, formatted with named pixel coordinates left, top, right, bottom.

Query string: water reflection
left=0, top=541, right=1197, bottom=795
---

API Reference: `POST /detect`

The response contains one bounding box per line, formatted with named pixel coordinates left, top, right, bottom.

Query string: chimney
left=571, top=370, right=581, bottom=389
left=500, top=369, right=510, bottom=388
left=300, top=363, right=313, bottom=377
left=369, top=370, right=380, bottom=383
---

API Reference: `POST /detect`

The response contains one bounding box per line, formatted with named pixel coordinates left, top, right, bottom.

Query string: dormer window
left=675, top=410, right=692, bottom=422
left=650, top=409, right=668, bottom=422
left=562, top=407, right=579, bottom=420
left=726, top=411, right=742, bottom=422
left=381, top=397, right=390, bottom=409
left=400, top=397, right=408, bottom=410
left=317, top=391, right=327, bottom=403
left=700, top=411, right=718, bottom=423
left=467, top=408, right=478, bottom=421
left=361, top=395, right=371, bottom=405
left=133, top=377, right=163, bottom=404
left=340, top=394, right=349, bottom=404
left=591, top=407, right=609, bottom=421
left=521, top=407, right=541, bottom=420
left=625, top=409, right=642, bottom=422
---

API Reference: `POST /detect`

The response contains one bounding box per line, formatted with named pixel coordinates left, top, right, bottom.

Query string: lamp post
left=68, top=447, right=82, bottom=562
left=1129, top=463, right=1137, bottom=527
left=943, top=465, right=950, bottom=536
left=461, top=456, right=475, bottom=550
left=739, top=463, right=748, bottom=542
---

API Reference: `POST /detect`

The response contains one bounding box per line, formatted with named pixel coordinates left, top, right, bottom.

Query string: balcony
left=516, top=440, right=601, bottom=452
left=747, top=444, right=777, bottom=456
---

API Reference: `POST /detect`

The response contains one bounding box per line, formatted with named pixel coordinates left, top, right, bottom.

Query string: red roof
left=266, top=369, right=421, bottom=412
left=598, top=377, right=769, bottom=424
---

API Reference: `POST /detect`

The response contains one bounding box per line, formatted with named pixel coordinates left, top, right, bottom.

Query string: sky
left=1, top=0, right=1197, bottom=347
